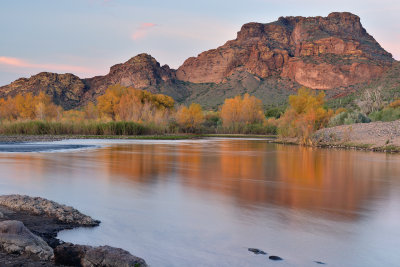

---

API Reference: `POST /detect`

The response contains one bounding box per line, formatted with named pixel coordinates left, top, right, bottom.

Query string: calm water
left=0, top=139, right=399, bottom=266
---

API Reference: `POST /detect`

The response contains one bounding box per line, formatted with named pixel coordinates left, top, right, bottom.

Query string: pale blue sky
left=1, top=0, right=399, bottom=85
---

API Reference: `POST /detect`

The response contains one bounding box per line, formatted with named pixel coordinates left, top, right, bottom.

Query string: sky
left=1, top=0, right=399, bottom=85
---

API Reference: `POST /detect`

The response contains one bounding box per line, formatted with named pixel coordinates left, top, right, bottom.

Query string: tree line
left=0, top=84, right=340, bottom=141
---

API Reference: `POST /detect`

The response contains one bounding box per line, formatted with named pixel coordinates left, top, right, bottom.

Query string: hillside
left=0, top=12, right=397, bottom=110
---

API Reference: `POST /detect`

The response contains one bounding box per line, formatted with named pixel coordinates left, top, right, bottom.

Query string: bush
left=369, top=108, right=400, bottom=122
left=328, top=111, right=371, bottom=127
left=265, top=107, right=285, bottom=119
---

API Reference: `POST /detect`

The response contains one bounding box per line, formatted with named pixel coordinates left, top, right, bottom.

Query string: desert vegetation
left=275, top=87, right=333, bottom=144
left=0, top=85, right=277, bottom=135
left=0, top=83, right=397, bottom=141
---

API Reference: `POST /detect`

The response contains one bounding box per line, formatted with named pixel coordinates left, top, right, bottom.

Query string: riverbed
left=0, top=138, right=399, bottom=266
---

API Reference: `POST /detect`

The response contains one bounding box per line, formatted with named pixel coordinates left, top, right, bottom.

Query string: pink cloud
left=131, top=23, right=157, bottom=40
left=0, top=56, right=99, bottom=74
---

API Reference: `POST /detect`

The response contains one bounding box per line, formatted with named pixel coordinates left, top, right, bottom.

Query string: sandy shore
left=312, top=120, right=400, bottom=152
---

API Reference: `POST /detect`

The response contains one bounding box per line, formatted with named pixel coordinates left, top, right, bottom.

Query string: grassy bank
left=0, top=121, right=277, bottom=137
left=0, top=121, right=163, bottom=136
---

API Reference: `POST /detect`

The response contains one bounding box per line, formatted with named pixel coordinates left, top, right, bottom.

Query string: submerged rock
left=55, top=243, right=148, bottom=267
left=0, top=220, right=54, bottom=261
left=0, top=195, right=100, bottom=226
left=269, top=255, right=283, bottom=261
left=314, top=261, right=326, bottom=265
left=248, top=248, right=267, bottom=255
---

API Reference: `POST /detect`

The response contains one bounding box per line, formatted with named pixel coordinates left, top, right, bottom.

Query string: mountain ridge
left=0, top=12, right=396, bottom=109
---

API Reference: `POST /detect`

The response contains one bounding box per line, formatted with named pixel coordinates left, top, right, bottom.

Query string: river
left=0, top=138, right=399, bottom=266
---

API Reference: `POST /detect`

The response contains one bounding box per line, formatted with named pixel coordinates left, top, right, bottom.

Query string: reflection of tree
left=10, top=141, right=395, bottom=222
left=275, top=145, right=385, bottom=220
left=98, top=144, right=171, bottom=183
left=96, top=141, right=395, bottom=221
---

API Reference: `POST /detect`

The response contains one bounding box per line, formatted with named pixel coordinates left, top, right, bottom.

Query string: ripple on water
left=0, top=143, right=97, bottom=153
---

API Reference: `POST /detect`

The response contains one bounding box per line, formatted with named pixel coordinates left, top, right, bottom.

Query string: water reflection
left=80, top=140, right=398, bottom=221
left=1, top=139, right=399, bottom=266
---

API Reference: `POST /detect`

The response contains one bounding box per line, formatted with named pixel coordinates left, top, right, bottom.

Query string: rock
left=314, top=261, right=326, bottom=265
left=0, top=54, right=181, bottom=110
left=55, top=243, right=147, bottom=267
left=0, top=195, right=100, bottom=226
left=0, top=211, right=4, bottom=218
left=0, top=220, right=54, bottom=261
left=269, top=255, right=283, bottom=261
left=248, top=248, right=267, bottom=255
left=0, top=72, right=86, bottom=109
left=176, top=12, right=392, bottom=89
left=83, top=53, right=179, bottom=104
left=313, top=119, right=400, bottom=149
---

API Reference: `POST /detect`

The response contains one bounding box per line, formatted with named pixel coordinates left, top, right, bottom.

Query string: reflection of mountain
left=94, top=141, right=396, bottom=221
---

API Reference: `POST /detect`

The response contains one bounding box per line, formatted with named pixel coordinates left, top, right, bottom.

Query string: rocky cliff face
left=0, top=54, right=182, bottom=109
left=177, top=12, right=393, bottom=89
left=0, top=72, right=86, bottom=109
left=83, top=53, right=177, bottom=100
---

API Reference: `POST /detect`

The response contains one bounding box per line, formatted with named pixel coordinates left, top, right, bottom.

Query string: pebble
left=269, top=255, right=283, bottom=261
left=248, top=248, right=267, bottom=255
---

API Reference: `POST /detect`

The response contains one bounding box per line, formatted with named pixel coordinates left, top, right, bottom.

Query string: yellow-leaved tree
left=278, top=87, right=333, bottom=144
left=220, top=93, right=265, bottom=132
left=175, top=103, right=205, bottom=132
left=95, top=84, right=175, bottom=124
left=96, top=85, right=128, bottom=120
left=0, top=92, right=60, bottom=121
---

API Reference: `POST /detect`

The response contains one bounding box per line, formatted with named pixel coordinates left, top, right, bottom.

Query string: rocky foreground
left=313, top=120, right=400, bottom=151
left=0, top=195, right=147, bottom=267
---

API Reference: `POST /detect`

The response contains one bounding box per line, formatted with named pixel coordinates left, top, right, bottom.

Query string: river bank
left=0, top=195, right=147, bottom=267
left=0, top=134, right=276, bottom=143
left=311, top=120, right=400, bottom=152
left=3, top=123, right=400, bottom=154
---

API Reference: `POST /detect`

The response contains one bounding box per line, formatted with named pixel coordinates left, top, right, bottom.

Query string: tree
left=175, top=103, right=205, bottom=132
left=15, top=93, right=35, bottom=119
left=220, top=93, right=265, bottom=131
left=84, top=102, right=99, bottom=120
left=96, top=85, right=175, bottom=122
left=33, top=92, right=58, bottom=120
left=97, top=85, right=128, bottom=120
left=278, top=87, right=333, bottom=144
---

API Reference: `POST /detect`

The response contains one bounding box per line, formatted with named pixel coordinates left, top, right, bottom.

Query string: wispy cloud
left=0, top=56, right=99, bottom=75
left=131, top=23, right=157, bottom=40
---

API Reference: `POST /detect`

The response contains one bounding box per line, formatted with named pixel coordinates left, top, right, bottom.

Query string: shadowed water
left=0, top=139, right=399, bottom=266
left=0, top=143, right=95, bottom=152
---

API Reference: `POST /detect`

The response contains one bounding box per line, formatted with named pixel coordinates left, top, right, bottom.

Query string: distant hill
left=0, top=12, right=397, bottom=110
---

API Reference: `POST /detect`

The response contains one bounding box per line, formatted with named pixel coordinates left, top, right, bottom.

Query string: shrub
left=369, top=108, right=400, bottom=122
left=265, top=106, right=285, bottom=119
left=329, top=111, right=371, bottom=127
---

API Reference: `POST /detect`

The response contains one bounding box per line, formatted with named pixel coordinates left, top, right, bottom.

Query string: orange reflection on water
left=2, top=140, right=399, bottom=222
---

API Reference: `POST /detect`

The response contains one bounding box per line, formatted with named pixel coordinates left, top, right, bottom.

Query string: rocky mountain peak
left=0, top=72, right=86, bottom=109
left=82, top=53, right=176, bottom=102
left=177, top=12, right=393, bottom=89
